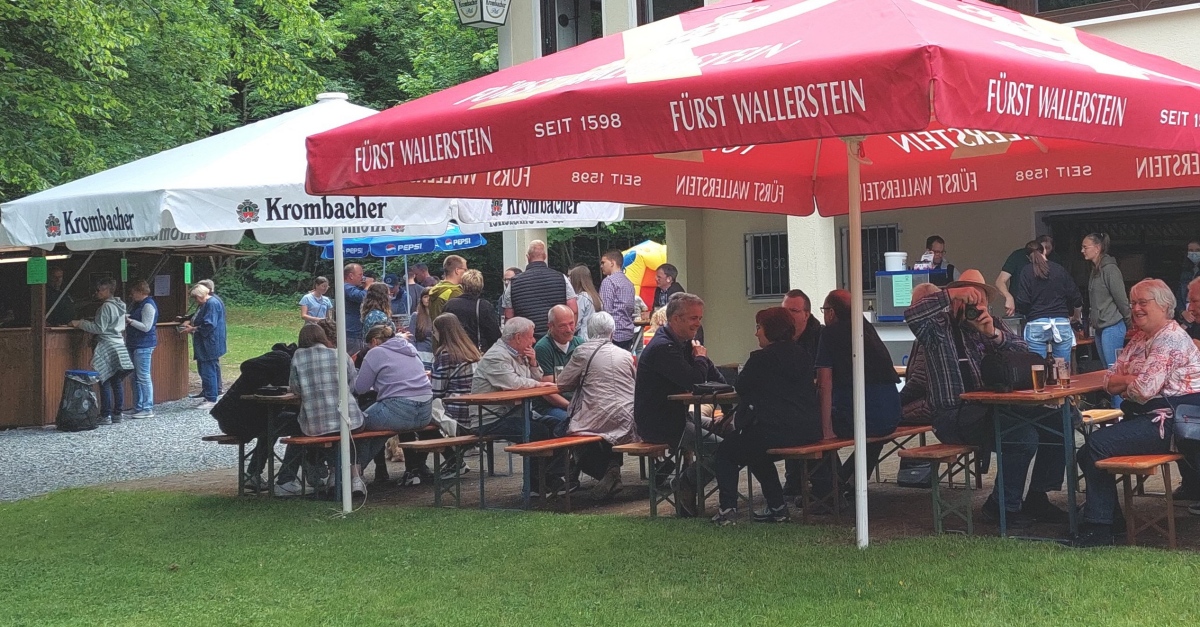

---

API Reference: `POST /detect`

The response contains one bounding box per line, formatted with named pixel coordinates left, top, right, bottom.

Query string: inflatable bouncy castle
left=622, top=240, right=667, bottom=312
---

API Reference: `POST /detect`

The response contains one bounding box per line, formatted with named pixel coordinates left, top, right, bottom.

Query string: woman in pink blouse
left=1076, top=279, right=1200, bottom=547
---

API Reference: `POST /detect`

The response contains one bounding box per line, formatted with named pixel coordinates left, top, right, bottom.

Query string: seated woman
left=289, top=325, right=370, bottom=496
left=360, top=282, right=396, bottom=339
left=556, top=312, right=638, bottom=500
left=353, top=324, right=437, bottom=487
left=430, top=313, right=484, bottom=477
left=1076, top=279, right=1200, bottom=546
left=410, top=287, right=435, bottom=367
left=815, top=289, right=902, bottom=484
left=712, top=307, right=821, bottom=525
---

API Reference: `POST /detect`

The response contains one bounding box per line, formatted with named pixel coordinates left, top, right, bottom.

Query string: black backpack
left=980, top=351, right=1043, bottom=393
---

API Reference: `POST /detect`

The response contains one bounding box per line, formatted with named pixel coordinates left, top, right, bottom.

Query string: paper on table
left=892, top=273, right=913, bottom=308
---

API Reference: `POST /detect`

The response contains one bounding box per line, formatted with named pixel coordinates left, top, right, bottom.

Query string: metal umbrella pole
left=332, top=227, right=353, bottom=514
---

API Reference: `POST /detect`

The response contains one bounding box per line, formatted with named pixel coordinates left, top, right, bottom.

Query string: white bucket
left=884, top=252, right=908, bottom=271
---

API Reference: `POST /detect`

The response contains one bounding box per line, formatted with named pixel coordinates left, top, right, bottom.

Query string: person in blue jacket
left=182, top=283, right=227, bottom=409
left=124, top=279, right=159, bottom=418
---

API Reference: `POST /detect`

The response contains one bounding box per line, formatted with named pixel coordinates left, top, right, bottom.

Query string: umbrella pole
left=333, top=227, right=353, bottom=515
left=844, top=137, right=869, bottom=548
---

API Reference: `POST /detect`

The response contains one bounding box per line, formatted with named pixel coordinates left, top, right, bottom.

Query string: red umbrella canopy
left=306, top=0, right=1200, bottom=216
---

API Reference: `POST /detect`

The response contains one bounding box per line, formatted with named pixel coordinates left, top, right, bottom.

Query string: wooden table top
left=453, top=385, right=561, bottom=405
left=959, top=370, right=1107, bottom=405
left=668, top=391, right=739, bottom=403
left=240, top=393, right=299, bottom=404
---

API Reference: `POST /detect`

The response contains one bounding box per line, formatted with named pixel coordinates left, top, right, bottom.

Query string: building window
left=745, top=232, right=789, bottom=299
left=1002, top=0, right=1199, bottom=24
left=840, top=224, right=900, bottom=293
left=637, top=0, right=705, bottom=25
left=541, top=0, right=603, bottom=57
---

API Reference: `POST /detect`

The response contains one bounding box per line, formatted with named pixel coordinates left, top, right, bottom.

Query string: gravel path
left=0, top=399, right=237, bottom=502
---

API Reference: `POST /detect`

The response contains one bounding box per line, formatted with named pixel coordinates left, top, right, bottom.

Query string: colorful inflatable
left=622, top=240, right=667, bottom=311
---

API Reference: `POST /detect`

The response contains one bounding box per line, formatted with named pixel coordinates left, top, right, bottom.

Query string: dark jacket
left=445, top=294, right=501, bottom=352
left=795, top=314, right=823, bottom=358
left=1016, top=260, right=1082, bottom=320
left=634, top=325, right=723, bottom=445
left=211, top=343, right=295, bottom=439
left=192, top=294, right=227, bottom=361
left=653, top=282, right=685, bottom=309
left=509, top=261, right=569, bottom=338
left=735, top=341, right=820, bottom=446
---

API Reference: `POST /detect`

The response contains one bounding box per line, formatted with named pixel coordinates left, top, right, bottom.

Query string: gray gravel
left=0, top=398, right=237, bottom=502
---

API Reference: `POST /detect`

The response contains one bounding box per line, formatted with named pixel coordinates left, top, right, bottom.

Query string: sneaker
left=752, top=503, right=790, bottom=523
left=274, top=480, right=304, bottom=497
left=981, top=496, right=1034, bottom=530
left=1022, top=491, right=1070, bottom=524
left=242, top=474, right=267, bottom=492
left=438, top=463, right=470, bottom=482
left=196, top=401, right=216, bottom=411
left=110, top=414, right=123, bottom=424
left=1072, top=522, right=1114, bottom=548
left=399, top=470, right=422, bottom=487
left=97, top=415, right=113, bottom=426
left=351, top=476, right=367, bottom=497
left=128, top=411, right=154, bottom=419
left=589, top=468, right=623, bottom=500
left=415, top=465, right=436, bottom=482
left=711, top=507, right=738, bottom=526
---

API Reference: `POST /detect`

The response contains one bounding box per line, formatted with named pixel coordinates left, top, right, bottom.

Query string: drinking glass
left=1031, top=364, right=1046, bottom=392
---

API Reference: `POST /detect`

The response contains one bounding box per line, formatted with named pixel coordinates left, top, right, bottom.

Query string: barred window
left=840, top=224, right=900, bottom=293
left=745, top=232, right=789, bottom=299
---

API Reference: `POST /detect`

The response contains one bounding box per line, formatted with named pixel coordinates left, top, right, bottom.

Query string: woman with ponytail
left=1083, top=233, right=1132, bottom=373
left=1016, top=243, right=1082, bottom=362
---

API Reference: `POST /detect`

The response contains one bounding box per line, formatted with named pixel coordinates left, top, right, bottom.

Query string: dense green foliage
left=3, top=489, right=1200, bottom=625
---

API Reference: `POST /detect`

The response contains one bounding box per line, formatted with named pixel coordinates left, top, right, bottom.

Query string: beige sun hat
left=945, top=268, right=1002, bottom=302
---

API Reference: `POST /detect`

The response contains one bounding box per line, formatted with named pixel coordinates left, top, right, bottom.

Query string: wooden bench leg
left=648, top=456, right=659, bottom=518
left=237, top=441, right=247, bottom=497
left=827, top=451, right=842, bottom=524
left=564, top=451, right=574, bottom=514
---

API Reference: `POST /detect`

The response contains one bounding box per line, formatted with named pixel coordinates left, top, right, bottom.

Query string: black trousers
left=574, top=440, right=623, bottom=480
left=715, top=428, right=789, bottom=510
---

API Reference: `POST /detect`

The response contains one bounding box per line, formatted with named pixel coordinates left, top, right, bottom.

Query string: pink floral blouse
left=1106, top=321, right=1200, bottom=404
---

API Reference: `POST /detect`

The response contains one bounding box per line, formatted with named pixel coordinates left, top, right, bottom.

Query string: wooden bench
left=202, top=434, right=254, bottom=496
left=1081, top=409, right=1123, bottom=427
left=898, top=444, right=978, bottom=535
left=766, top=425, right=936, bottom=523
left=396, top=435, right=487, bottom=508
left=278, top=429, right=411, bottom=497
left=1095, top=453, right=1183, bottom=549
left=506, top=435, right=604, bottom=511
left=613, top=442, right=674, bottom=517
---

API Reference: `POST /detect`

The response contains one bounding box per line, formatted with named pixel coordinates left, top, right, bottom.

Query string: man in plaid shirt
left=599, top=250, right=639, bottom=351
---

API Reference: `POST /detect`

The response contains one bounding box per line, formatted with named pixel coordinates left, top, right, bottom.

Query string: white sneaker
left=274, top=480, right=303, bottom=497
left=129, top=411, right=154, bottom=419
left=196, top=401, right=216, bottom=411
left=351, top=476, right=367, bottom=497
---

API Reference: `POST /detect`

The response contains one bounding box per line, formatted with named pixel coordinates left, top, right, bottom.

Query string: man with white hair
left=472, top=317, right=564, bottom=490
left=181, top=283, right=227, bottom=409
left=533, top=304, right=583, bottom=435
left=557, top=312, right=638, bottom=500
left=501, top=240, right=578, bottom=339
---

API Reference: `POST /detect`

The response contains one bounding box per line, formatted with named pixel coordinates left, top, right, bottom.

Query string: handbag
left=980, top=351, right=1042, bottom=393
left=1165, top=393, right=1200, bottom=446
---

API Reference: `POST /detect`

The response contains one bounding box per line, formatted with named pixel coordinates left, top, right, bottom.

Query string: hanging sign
left=453, top=0, right=510, bottom=28
left=120, top=257, right=128, bottom=282
left=184, top=261, right=192, bottom=285
left=27, top=256, right=47, bottom=285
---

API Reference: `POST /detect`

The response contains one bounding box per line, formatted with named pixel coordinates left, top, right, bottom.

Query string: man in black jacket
left=781, top=288, right=823, bottom=495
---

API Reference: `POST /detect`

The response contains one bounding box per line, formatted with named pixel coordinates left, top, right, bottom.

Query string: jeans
left=1095, top=321, right=1126, bottom=408
left=483, top=407, right=563, bottom=481
left=1078, top=415, right=1174, bottom=525
left=197, top=359, right=222, bottom=402
left=1024, top=318, right=1074, bottom=362
left=540, top=407, right=569, bottom=437
left=362, top=397, right=435, bottom=470
left=99, top=370, right=131, bottom=418
left=131, top=347, right=155, bottom=413
left=715, top=428, right=787, bottom=510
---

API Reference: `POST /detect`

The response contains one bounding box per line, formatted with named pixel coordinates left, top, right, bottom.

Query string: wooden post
left=29, top=249, right=48, bottom=425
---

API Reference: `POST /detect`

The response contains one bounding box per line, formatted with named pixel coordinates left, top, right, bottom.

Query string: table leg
left=479, top=437, right=487, bottom=510
left=993, top=412, right=1007, bottom=537
left=692, top=401, right=705, bottom=516
left=266, top=407, right=278, bottom=498
left=1062, top=402, right=1079, bottom=537
left=522, top=398, right=532, bottom=510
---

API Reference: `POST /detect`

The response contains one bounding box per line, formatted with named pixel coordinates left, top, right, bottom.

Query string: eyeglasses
left=819, top=306, right=831, bottom=312
left=1130, top=298, right=1157, bottom=308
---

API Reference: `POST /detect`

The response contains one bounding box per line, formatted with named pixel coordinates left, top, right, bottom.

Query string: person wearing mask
left=653, top=263, right=684, bottom=309
left=1016, top=243, right=1083, bottom=362
left=428, top=255, right=467, bottom=319
left=124, top=280, right=158, bottom=419
left=299, top=277, right=332, bottom=324
left=502, top=240, right=578, bottom=338
left=1179, top=240, right=1200, bottom=321
left=444, top=269, right=501, bottom=352
left=711, top=307, right=820, bottom=525
left=814, top=289, right=902, bottom=489
left=996, top=235, right=1054, bottom=316
left=568, top=265, right=602, bottom=340
left=342, top=263, right=369, bottom=355
left=779, top=288, right=823, bottom=496
left=181, top=283, right=227, bottom=409
left=1083, top=233, right=1131, bottom=373
left=556, top=312, right=638, bottom=501
left=598, top=250, right=639, bottom=351
left=534, top=305, right=584, bottom=436
left=70, top=278, right=133, bottom=424
left=924, top=235, right=956, bottom=285
left=46, top=266, right=76, bottom=326
left=1075, top=279, right=1200, bottom=546
left=354, top=324, right=438, bottom=488
left=360, top=282, right=395, bottom=339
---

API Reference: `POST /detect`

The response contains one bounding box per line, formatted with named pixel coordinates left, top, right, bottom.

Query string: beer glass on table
left=1031, top=364, right=1047, bottom=392
left=1056, top=358, right=1071, bottom=388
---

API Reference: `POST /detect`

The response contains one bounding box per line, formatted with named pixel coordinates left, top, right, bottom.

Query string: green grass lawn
left=3, top=490, right=1199, bottom=626
left=221, top=303, right=303, bottom=379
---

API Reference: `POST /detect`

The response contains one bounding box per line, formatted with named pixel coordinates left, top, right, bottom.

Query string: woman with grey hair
left=70, top=278, right=134, bottom=424
left=1075, top=278, right=1200, bottom=546
left=556, top=312, right=637, bottom=499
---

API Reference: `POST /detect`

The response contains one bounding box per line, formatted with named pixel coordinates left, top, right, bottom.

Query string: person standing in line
left=182, top=283, right=227, bottom=410
left=1016, top=243, right=1083, bottom=362
left=568, top=265, right=602, bottom=340
left=1083, top=233, right=1131, bottom=374
left=653, top=263, right=684, bottom=309
left=444, top=269, right=501, bottom=352
left=299, top=276, right=332, bottom=324
left=428, top=255, right=467, bottom=319
left=71, top=278, right=134, bottom=424
left=599, top=250, right=638, bottom=351
left=1178, top=240, right=1200, bottom=321
left=124, top=280, right=158, bottom=419
left=996, top=235, right=1054, bottom=316
left=502, top=240, right=578, bottom=339
left=46, top=266, right=76, bottom=326
left=342, top=263, right=368, bottom=355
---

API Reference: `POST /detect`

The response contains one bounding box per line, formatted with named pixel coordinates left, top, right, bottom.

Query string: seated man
left=471, top=317, right=564, bottom=490
left=905, top=269, right=1066, bottom=529
left=210, top=342, right=296, bottom=491
left=556, top=312, right=637, bottom=500
left=533, top=305, right=584, bottom=436
left=1076, top=279, right=1200, bottom=546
